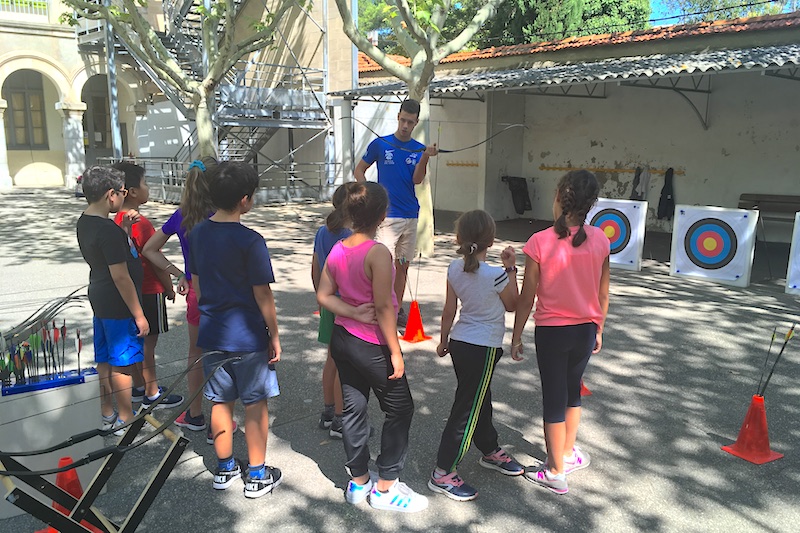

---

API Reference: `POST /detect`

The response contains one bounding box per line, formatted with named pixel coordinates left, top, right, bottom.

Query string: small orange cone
left=35, top=457, right=103, bottom=533
left=580, top=380, right=592, bottom=396
left=721, top=395, right=783, bottom=464
left=401, top=301, right=431, bottom=343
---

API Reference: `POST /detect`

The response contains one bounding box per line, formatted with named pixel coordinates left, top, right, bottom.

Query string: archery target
left=786, top=212, right=800, bottom=295
left=670, top=205, right=758, bottom=288
left=586, top=199, right=647, bottom=271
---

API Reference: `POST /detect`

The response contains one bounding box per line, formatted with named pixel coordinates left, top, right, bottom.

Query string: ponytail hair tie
left=188, top=159, right=206, bottom=172
left=469, top=243, right=478, bottom=254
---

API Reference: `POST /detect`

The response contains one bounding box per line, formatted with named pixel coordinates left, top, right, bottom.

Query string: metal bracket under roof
left=620, top=75, right=711, bottom=130
left=510, top=82, right=606, bottom=99
left=763, top=66, right=800, bottom=82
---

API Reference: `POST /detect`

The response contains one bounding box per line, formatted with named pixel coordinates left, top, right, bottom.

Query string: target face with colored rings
left=684, top=218, right=738, bottom=269
left=590, top=208, right=631, bottom=254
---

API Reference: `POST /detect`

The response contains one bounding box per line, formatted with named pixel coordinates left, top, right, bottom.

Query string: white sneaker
left=111, top=418, right=127, bottom=437
left=345, top=476, right=374, bottom=504
left=368, top=480, right=429, bottom=513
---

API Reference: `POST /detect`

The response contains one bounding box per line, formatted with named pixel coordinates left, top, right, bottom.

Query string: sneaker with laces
left=101, top=411, right=118, bottom=431
left=244, top=466, right=282, bottom=498
left=141, top=387, right=184, bottom=410
left=478, top=447, right=524, bottom=476
left=175, top=410, right=207, bottom=431
left=369, top=480, right=429, bottom=513
left=427, top=471, right=478, bottom=501
left=563, top=445, right=591, bottom=474
left=329, top=416, right=343, bottom=439
left=213, top=461, right=242, bottom=490
left=131, top=387, right=145, bottom=404
left=111, top=418, right=127, bottom=437
left=345, top=474, right=375, bottom=504
left=207, top=421, right=239, bottom=445
left=525, top=467, right=568, bottom=495
left=319, top=406, right=334, bottom=429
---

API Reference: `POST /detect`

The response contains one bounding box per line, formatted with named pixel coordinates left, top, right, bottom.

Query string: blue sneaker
left=478, top=447, right=524, bottom=476
left=142, top=387, right=184, bottom=410
left=427, top=471, right=478, bottom=501
left=369, top=480, right=428, bottom=513
left=131, top=387, right=145, bottom=404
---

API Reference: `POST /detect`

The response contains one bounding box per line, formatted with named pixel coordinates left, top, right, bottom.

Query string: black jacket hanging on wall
left=502, top=176, right=532, bottom=215
left=657, top=168, right=675, bottom=220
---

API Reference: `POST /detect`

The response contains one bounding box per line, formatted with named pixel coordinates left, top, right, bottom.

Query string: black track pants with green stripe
left=435, top=340, right=502, bottom=472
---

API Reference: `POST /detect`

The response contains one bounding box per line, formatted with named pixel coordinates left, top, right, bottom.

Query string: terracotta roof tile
left=358, top=12, right=800, bottom=72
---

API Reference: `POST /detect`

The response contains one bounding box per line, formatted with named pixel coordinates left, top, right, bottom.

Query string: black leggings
left=534, top=323, right=596, bottom=423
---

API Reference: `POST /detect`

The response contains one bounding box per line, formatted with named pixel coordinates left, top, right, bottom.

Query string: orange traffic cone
left=401, top=301, right=431, bottom=343
left=721, top=395, right=783, bottom=464
left=35, top=457, right=103, bottom=533
left=580, top=380, right=592, bottom=396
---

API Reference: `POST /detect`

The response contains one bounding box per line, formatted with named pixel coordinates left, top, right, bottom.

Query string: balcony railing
left=0, top=0, right=49, bottom=17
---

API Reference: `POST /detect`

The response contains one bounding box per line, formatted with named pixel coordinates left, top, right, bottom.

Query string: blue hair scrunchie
left=188, top=159, right=206, bottom=172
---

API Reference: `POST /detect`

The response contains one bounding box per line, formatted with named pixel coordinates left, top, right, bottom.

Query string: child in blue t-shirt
left=188, top=162, right=282, bottom=499
left=311, top=184, right=352, bottom=438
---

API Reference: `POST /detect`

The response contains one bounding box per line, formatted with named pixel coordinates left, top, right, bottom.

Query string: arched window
left=2, top=70, right=48, bottom=150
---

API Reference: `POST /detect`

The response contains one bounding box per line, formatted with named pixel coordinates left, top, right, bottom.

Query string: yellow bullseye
left=703, top=237, right=718, bottom=251
left=604, top=226, right=616, bottom=238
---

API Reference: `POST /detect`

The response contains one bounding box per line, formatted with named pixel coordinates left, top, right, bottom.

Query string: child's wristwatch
left=504, top=266, right=517, bottom=273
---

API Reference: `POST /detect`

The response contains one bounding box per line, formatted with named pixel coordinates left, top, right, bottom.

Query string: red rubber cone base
left=401, top=301, right=431, bottom=343
left=580, top=380, right=592, bottom=396
left=721, top=395, right=783, bottom=465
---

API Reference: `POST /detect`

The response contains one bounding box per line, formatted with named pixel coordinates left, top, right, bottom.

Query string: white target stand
left=586, top=199, right=647, bottom=271
left=786, top=212, right=800, bottom=295
left=670, top=205, right=759, bottom=288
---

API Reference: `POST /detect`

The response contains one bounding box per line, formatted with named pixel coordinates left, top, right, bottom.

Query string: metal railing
left=0, top=0, right=49, bottom=17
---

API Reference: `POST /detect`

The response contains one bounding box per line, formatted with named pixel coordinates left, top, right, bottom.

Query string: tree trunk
left=195, top=91, right=216, bottom=158
left=411, top=86, right=434, bottom=257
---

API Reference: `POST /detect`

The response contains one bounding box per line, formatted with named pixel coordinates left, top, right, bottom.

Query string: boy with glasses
left=77, top=166, right=149, bottom=435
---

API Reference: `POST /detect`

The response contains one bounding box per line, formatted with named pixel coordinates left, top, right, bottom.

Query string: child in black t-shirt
left=76, top=166, right=149, bottom=436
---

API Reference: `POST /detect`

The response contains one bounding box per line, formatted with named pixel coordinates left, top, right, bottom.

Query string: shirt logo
left=405, top=153, right=419, bottom=165
left=384, top=149, right=395, bottom=165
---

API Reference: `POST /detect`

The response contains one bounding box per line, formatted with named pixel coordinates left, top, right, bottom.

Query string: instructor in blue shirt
left=354, top=99, right=439, bottom=327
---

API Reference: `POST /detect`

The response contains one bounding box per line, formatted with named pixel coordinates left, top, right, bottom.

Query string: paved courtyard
left=1, top=189, right=798, bottom=532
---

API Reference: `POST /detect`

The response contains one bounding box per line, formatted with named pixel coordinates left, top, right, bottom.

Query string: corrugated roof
left=357, top=12, right=800, bottom=73
left=335, top=44, right=800, bottom=97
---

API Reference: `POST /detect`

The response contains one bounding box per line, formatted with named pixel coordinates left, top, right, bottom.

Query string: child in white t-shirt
left=428, top=210, right=524, bottom=502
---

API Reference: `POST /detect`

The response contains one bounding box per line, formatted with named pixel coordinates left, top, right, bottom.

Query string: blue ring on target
left=684, top=218, right=737, bottom=269
left=590, top=208, right=631, bottom=254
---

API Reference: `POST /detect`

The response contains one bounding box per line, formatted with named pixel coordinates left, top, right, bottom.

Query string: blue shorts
left=93, top=317, right=144, bottom=368
left=202, top=350, right=279, bottom=405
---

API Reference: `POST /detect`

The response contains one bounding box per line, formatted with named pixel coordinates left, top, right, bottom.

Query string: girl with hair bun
left=512, top=169, right=610, bottom=495
left=317, top=181, right=428, bottom=513
left=428, top=209, right=523, bottom=502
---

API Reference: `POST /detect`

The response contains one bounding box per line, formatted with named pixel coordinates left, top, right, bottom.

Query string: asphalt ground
left=1, top=189, right=798, bottom=532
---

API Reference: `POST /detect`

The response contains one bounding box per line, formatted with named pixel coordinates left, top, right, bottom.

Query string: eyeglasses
left=112, top=187, right=128, bottom=198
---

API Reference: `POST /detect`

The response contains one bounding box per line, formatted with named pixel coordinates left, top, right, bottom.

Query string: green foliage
left=360, top=0, right=652, bottom=51
left=663, top=0, right=792, bottom=22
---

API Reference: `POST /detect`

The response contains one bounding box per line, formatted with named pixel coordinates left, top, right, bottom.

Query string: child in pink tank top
left=512, top=170, right=611, bottom=495
left=317, top=181, right=427, bottom=513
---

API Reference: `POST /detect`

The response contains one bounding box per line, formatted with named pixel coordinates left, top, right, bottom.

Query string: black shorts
left=142, top=293, right=169, bottom=336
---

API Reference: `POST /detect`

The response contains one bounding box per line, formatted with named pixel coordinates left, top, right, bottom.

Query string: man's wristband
left=504, top=266, right=517, bottom=273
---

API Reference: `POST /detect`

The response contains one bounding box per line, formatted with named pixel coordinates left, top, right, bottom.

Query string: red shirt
left=114, top=212, right=166, bottom=295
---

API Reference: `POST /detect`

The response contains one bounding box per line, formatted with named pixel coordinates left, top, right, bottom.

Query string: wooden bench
left=737, top=193, right=800, bottom=279
left=738, top=194, right=800, bottom=221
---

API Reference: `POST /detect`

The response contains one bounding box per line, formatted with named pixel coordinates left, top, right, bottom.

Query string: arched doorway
left=1, top=68, right=64, bottom=186
left=81, top=74, right=128, bottom=165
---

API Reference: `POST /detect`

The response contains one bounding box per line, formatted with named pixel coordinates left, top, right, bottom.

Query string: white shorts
left=376, top=217, right=417, bottom=264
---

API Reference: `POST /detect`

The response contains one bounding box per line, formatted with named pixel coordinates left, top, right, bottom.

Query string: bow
left=346, top=116, right=527, bottom=154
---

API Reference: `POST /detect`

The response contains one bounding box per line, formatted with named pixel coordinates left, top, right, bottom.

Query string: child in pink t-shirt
left=512, top=170, right=610, bottom=495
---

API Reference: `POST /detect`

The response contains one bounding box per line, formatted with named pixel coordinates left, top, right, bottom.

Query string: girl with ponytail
left=511, top=169, right=610, bottom=495
left=428, top=210, right=523, bottom=502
